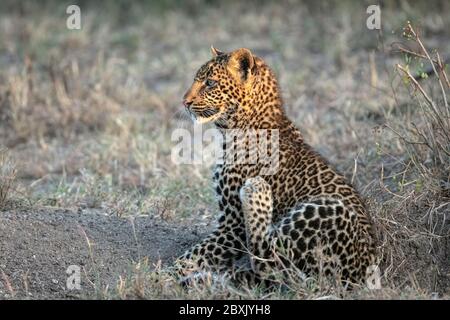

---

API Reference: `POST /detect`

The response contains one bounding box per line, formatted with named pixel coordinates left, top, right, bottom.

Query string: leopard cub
left=176, top=46, right=378, bottom=288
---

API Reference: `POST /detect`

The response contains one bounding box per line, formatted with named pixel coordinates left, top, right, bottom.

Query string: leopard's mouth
left=187, top=106, right=222, bottom=124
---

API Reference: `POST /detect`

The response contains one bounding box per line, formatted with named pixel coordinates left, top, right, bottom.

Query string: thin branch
left=405, top=22, right=448, bottom=109
left=396, top=62, right=450, bottom=158
left=396, top=64, right=437, bottom=111
left=393, top=43, right=437, bottom=64
left=436, top=52, right=450, bottom=90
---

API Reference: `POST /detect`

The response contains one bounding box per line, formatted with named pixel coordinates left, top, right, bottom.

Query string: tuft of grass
left=0, top=54, right=122, bottom=147
left=0, top=148, right=17, bottom=210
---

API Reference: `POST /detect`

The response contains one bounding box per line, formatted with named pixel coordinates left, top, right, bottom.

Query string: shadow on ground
left=0, top=208, right=207, bottom=299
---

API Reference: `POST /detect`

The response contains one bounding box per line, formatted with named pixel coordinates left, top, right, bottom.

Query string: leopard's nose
left=183, top=98, right=193, bottom=109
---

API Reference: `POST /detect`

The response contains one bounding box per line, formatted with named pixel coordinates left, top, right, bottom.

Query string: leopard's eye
left=205, top=79, right=217, bottom=88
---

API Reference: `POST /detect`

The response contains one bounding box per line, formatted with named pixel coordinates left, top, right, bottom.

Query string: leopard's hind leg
left=240, top=177, right=376, bottom=286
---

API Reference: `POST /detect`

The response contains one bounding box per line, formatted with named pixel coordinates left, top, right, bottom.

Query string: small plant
left=372, top=21, right=450, bottom=294
left=397, top=22, right=450, bottom=167
left=0, top=148, right=17, bottom=209
left=395, top=21, right=449, bottom=194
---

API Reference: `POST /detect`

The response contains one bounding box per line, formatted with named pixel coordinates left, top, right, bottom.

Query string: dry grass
left=372, top=21, right=450, bottom=295
left=0, top=149, right=17, bottom=209
left=0, top=1, right=449, bottom=299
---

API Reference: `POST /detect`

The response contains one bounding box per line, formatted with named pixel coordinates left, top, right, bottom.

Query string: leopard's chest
left=212, top=164, right=243, bottom=197
left=212, top=163, right=286, bottom=216
left=211, top=161, right=306, bottom=219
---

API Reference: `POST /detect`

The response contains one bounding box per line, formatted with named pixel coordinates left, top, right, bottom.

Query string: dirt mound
left=0, top=208, right=207, bottom=299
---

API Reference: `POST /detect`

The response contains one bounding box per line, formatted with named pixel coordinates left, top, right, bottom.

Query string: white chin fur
left=193, top=111, right=223, bottom=124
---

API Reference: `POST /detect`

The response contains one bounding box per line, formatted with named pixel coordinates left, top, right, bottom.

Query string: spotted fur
left=176, top=47, right=378, bottom=287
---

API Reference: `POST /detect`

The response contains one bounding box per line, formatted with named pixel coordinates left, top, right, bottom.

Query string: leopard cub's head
left=183, top=47, right=278, bottom=128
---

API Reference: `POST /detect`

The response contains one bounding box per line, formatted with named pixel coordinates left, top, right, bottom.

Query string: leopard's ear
left=210, top=45, right=224, bottom=57
left=227, top=48, right=255, bottom=83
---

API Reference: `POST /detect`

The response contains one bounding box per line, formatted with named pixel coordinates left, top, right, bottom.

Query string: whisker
left=170, top=109, right=192, bottom=130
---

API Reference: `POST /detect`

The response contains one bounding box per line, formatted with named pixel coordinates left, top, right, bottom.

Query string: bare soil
left=0, top=207, right=207, bottom=299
